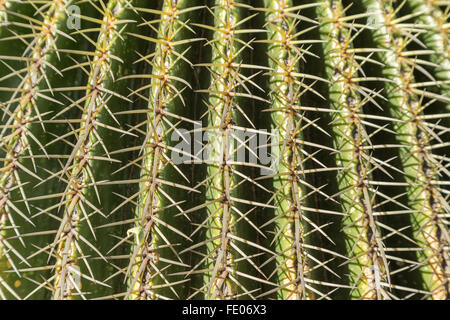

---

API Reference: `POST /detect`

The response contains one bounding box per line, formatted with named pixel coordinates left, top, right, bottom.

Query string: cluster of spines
left=408, top=0, right=449, bottom=99
left=116, top=0, right=204, bottom=300
left=407, top=0, right=450, bottom=167
left=316, top=0, right=396, bottom=300
left=0, top=0, right=77, bottom=299
left=255, top=0, right=339, bottom=300
left=0, top=0, right=448, bottom=300
left=48, top=0, right=138, bottom=300
left=183, top=0, right=278, bottom=300
left=0, top=0, right=142, bottom=300
left=262, top=0, right=312, bottom=300
left=359, top=0, right=449, bottom=299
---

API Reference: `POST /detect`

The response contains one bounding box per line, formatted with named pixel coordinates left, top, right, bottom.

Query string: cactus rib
left=186, top=0, right=275, bottom=300
left=122, top=0, right=204, bottom=300
left=258, top=0, right=343, bottom=300
left=0, top=0, right=85, bottom=299
left=0, top=0, right=448, bottom=301
left=47, top=0, right=142, bottom=300
left=360, top=0, right=450, bottom=299
left=317, top=0, right=394, bottom=299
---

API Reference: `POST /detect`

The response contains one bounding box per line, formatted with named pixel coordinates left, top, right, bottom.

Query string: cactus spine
left=0, top=0, right=448, bottom=300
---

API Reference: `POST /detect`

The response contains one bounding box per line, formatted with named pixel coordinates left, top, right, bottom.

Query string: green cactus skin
left=316, top=0, right=394, bottom=300
left=186, top=0, right=275, bottom=300
left=118, top=0, right=206, bottom=300
left=258, top=0, right=346, bottom=300
left=261, top=0, right=307, bottom=300
left=408, top=0, right=449, bottom=100
left=406, top=0, right=450, bottom=167
left=0, top=0, right=448, bottom=300
left=0, top=0, right=36, bottom=299
left=43, top=0, right=153, bottom=300
left=0, top=1, right=35, bottom=132
left=199, top=0, right=246, bottom=300
left=359, top=0, right=449, bottom=299
left=0, top=0, right=101, bottom=299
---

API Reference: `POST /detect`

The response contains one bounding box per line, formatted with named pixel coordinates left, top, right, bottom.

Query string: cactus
left=0, top=0, right=448, bottom=300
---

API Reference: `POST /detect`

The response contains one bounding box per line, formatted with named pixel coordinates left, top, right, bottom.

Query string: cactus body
left=0, top=0, right=448, bottom=300
left=359, top=0, right=449, bottom=299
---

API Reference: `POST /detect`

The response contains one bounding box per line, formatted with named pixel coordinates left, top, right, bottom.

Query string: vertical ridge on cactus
left=196, top=0, right=272, bottom=300
left=119, top=0, right=205, bottom=300
left=0, top=0, right=448, bottom=300
left=316, top=0, right=394, bottom=300
left=406, top=0, right=450, bottom=171
left=257, top=0, right=345, bottom=300
left=0, top=0, right=100, bottom=299
left=408, top=0, right=449, bottom=99
left=48, top=0, right=151, bottom=300
left=358, top=0, right=449, bottom=300
left=262, top=0, right=313, bottom=300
